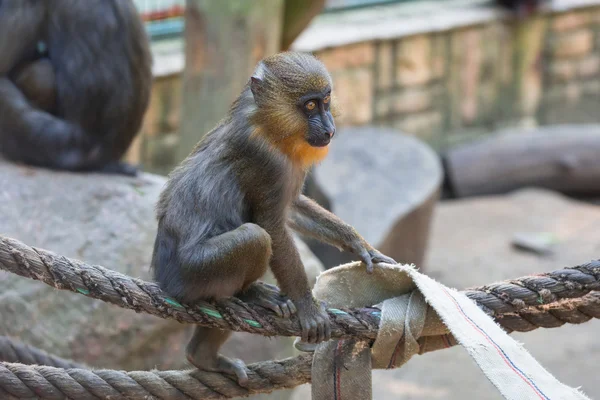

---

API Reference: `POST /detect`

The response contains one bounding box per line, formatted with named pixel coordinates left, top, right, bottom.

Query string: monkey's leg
left=94, top=161, right=139, bottom=177
left=179, top=223, right=293, bottom=386
left=11, top=58, right=56, bottom=113
left=0, top=78, right=98, bottom=171
left=186, top=326, right=249, bottom=386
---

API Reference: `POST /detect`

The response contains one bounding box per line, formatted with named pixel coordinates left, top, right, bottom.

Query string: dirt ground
left=292, top=188, right=600, bottom=399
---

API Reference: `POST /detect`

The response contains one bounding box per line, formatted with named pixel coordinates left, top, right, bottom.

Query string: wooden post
left=281, top=0, right=325, bottom=50
left=178, top=0, right=284, bottom=161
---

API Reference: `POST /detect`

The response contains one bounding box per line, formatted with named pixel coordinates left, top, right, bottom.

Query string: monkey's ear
left=250, top=76, right=263, bottom=98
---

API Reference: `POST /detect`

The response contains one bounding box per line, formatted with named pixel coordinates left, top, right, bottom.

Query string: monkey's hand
left=349, top=240, right=397, bottom=273
left=294, top=293, right=331, bottom=344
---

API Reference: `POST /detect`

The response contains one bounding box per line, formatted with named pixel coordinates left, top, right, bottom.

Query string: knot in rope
left=311, top=262, right=450, bottom=368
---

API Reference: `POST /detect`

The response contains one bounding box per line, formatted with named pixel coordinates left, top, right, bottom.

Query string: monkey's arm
left=257, top=212, right=330, bottom=343
left=289, top=195, right=396, bottom=272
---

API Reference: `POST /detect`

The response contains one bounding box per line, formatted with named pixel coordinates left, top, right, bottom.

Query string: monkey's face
left=299, top=90, right=336, bottom=148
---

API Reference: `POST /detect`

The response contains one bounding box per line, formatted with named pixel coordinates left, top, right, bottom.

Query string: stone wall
left=127, top=5, right=600, bottom=174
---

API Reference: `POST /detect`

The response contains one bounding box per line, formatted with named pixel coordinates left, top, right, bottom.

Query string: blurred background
left=129, top=0, right=600, bottom=174
left=1, top=1, right=600, bottom=399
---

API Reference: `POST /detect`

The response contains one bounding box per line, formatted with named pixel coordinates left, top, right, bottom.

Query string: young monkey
left=151, top=52, right=395, bottom=386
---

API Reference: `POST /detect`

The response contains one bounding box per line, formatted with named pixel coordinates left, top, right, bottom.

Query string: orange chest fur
left=278, top=136, right=329, bottom=169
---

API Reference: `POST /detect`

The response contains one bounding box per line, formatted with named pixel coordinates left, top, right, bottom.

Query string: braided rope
left=1, top=235, right=600, bottom=336
left=2, top=236, right=600, bottom=336
left=0, top=355, right=313, bottom=400
left=1, top=235, right=600, bottom=398
left=3, top=291, right=600, bottom=400
left=0, top=336, right=85, bottom=370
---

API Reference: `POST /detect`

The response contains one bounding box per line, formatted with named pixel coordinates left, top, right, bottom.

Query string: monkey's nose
left=327, top=130, right=335, bottom=138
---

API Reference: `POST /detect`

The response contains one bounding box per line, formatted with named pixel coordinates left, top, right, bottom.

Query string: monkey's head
left=249, top=52, right=339, bottom=166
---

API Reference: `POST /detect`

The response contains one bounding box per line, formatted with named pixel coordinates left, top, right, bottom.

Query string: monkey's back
left=157, top=133, right=249, bottom=244
left=45, top=0, right=152, bottom=157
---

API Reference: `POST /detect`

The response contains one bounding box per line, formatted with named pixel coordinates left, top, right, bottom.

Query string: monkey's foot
left=187, top=353, right=249, bottom=387
left=98, top=161, right=139, bottom=177
left=239, top=281, right=297, bottom=318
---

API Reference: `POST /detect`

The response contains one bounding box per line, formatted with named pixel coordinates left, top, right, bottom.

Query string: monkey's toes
left=239, top=282, right=296, bottom=318
left=256, top=297, right=296, bottom=318
left=188, top=354, right=249, bottom=387
left=217, top=356, right=249, bottom=387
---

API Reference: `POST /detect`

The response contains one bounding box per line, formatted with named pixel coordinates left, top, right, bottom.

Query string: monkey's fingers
left=316, top=315, right=331, bottom=343
left=300, top=318, right=311, bottom=343
left=359, top=249, right=374, bottom=274
left=320, top=301, right=332, bottom=341
left=311, top=318, right=322, bottom=344
left=370, top=250, right=396, bottom=265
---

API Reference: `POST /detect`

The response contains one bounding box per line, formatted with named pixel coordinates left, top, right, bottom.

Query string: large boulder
left=0, top=159, right=323, bottom=390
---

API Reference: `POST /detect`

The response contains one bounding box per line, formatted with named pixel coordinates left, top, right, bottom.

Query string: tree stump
left=304, top=126, right=443, bottom=270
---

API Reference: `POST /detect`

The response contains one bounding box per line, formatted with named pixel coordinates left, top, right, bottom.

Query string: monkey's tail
left=0, top=78, right=102, bottom=171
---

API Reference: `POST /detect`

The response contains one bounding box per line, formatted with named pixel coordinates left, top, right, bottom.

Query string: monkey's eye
left=305, top=100, right=316, bottom=111
left=323, top=95, right=330, bottom=104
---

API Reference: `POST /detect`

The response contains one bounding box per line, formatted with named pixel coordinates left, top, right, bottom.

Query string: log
left=444, top=124, right=600, bottom=198
left=305, top=126, right=442, bottom=269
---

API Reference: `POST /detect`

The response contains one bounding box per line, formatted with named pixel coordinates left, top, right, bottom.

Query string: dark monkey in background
left=151, top=52, right=395, bottom=385
left=0, top=0, right=152, bottom=175
left=495, top=0, right=547, bottom=18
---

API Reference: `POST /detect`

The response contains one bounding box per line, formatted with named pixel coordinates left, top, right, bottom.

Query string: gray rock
left=0, top=159, right=323, bottom=389
left=306, top=126, right=442, bottom=269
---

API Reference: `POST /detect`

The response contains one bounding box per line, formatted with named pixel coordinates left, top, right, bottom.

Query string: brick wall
left=129, top=5, right=600, bottom=173
left=314, top=7, right=600, bottom=149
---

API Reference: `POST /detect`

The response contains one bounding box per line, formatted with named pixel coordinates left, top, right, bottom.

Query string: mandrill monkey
left=151, top=52, right=395, bottom=386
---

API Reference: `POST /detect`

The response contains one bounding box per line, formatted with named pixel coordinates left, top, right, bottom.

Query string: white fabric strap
left=309, top=262, right=589, bottom=400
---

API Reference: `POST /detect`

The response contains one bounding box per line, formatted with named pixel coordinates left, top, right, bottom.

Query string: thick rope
left=3, top=291, right=600, bottom=400
left=0, top=336, right=85, bottom=370
left=1, top=235, right=600, bottom=398
left=1, top=235, right=600, bottom=337
left=0, top=355, right=313, bottom=400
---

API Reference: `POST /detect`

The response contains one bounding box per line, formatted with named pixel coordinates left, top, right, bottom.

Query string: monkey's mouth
left=308, top=137, right=331, bottom=147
